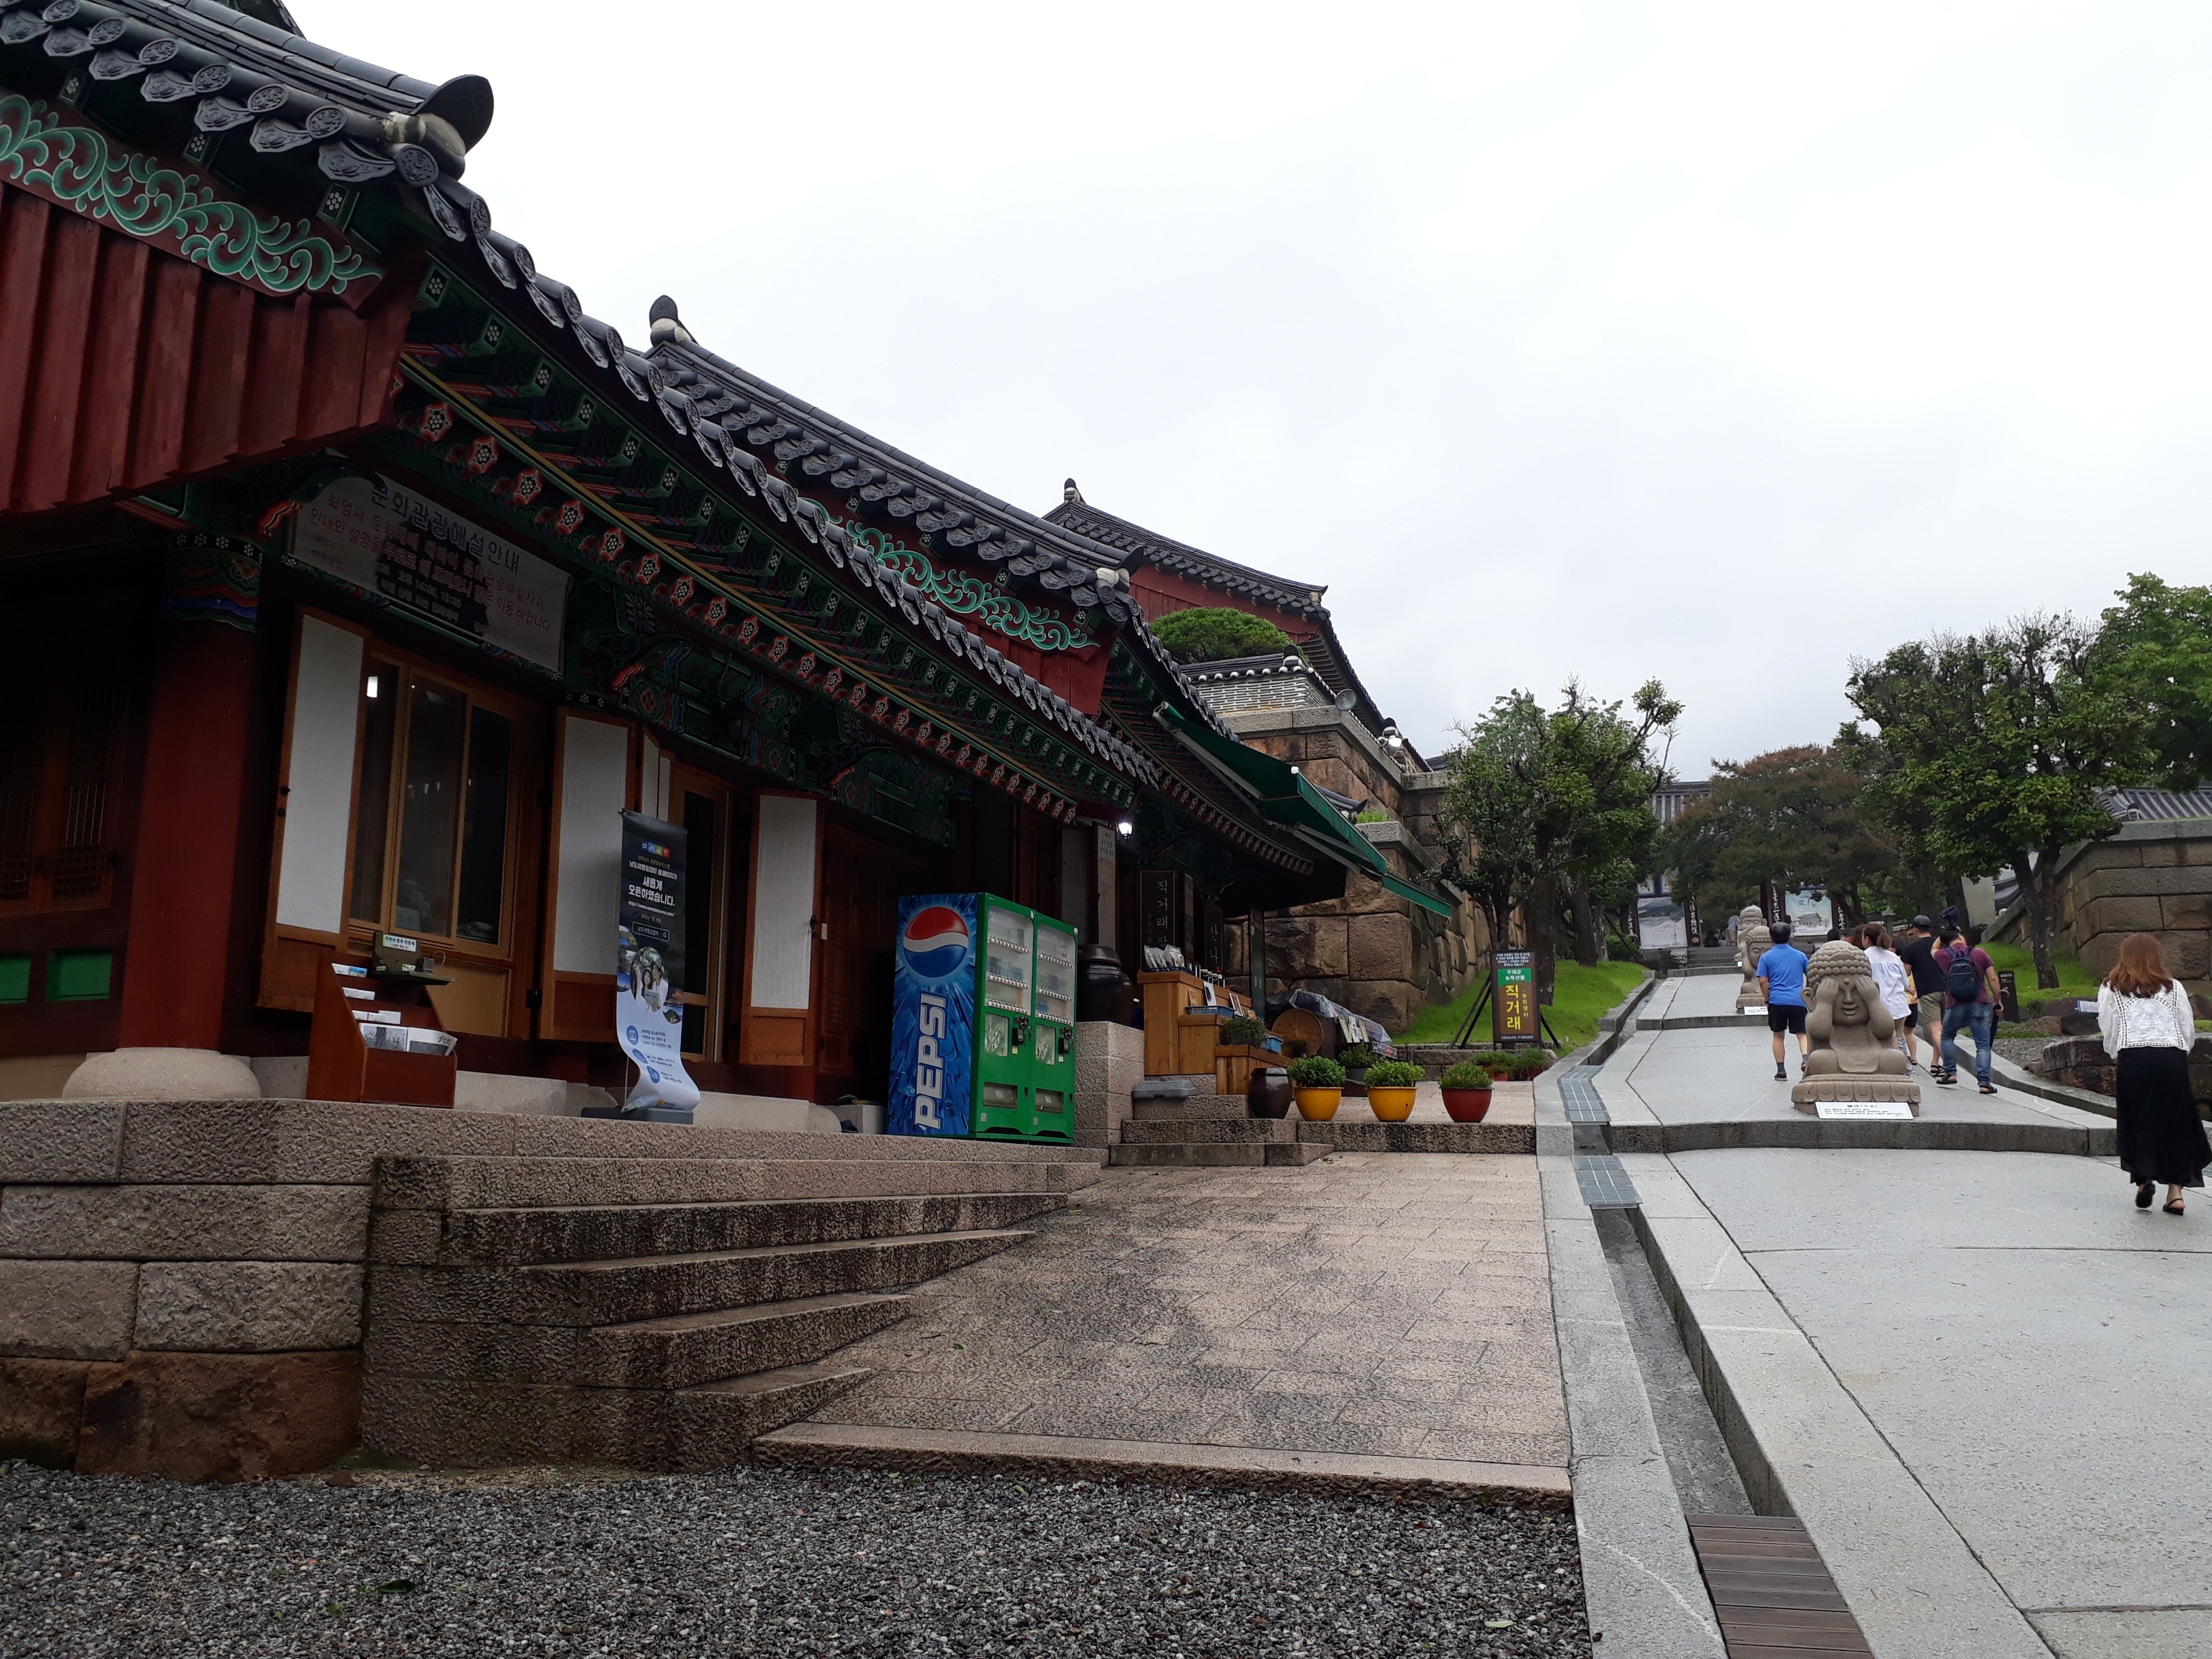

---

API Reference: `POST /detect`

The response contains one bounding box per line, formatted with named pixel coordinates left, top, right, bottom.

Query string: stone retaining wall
left=1989, top=818, right=2212, bottom=980
left=0, top=1098, right=1092, bottom=1481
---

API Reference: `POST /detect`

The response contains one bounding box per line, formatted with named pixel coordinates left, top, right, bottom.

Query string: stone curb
left=1536, top=1159, right=1725, bottom=1655
left=1634, top=1014, right=1768, bottom=1032
left=1604, top=1117, right=2115, bottom=1157
left=750, top=1423, right=1573, bottom=1507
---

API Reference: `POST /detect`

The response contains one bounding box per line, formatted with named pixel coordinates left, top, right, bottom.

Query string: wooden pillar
left=116, top=620, right=258, bottom=1049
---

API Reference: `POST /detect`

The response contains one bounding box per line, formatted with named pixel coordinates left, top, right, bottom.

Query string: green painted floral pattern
left=846, top=523, right=1094, bottom=652
left=0, top=95, right=375, bottom=297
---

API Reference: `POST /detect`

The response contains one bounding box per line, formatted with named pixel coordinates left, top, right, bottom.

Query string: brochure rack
left=305, top=955, right=459, bottom=1108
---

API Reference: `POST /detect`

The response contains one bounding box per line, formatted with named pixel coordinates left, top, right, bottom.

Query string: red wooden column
left=115, top=617, right=258, bottom=1049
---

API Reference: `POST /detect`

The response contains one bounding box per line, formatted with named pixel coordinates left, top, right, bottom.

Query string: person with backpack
left=1933, top=926, right=2000, bottom=1093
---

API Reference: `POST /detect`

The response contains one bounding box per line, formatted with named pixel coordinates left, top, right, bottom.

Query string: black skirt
left=2114, top=1047, right=2212, bottom=1188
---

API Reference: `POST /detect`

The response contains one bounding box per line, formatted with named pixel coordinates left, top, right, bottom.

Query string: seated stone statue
left=1800, top=940, right=1910, bottom=1077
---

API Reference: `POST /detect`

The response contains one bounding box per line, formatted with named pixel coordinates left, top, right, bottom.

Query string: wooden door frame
left=736, top=789, right=823, bottom=1071
left=667, top=762, right=733, bottom=1064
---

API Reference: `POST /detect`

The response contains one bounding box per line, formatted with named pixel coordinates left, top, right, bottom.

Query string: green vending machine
left=976, top=896, right=1078, bottom=1144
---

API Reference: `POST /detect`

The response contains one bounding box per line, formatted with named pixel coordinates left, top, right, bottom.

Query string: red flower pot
left=1441, top=1087, right=1493, bottom=1123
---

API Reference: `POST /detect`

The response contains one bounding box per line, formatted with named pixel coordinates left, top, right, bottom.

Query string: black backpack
left=1943, top=950, right=1982, bottom=1002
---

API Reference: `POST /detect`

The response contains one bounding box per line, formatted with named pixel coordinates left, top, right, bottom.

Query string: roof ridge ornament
left=648, top=294, right=695, bottom=346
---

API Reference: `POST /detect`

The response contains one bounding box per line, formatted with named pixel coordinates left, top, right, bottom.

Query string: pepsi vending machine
left=888, top=893, right=1077, bottom=1144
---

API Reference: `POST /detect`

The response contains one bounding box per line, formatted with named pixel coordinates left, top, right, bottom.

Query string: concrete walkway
left=768, top=1150, right=1571, bottom=1501
left=1591, top=976, right=2212, bottom=1659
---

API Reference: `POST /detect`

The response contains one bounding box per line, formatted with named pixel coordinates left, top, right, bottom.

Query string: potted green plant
left=1439, top=1060, right=1494, bottom=1123
left=1287, top=1054, right=1346, bottom=1120
left=1363, top=1058, right=1422, bottom=1122
left=1511, top=1051, right=1552, bottom=1081
left=1213, top=1015, right=1273, bottom=1096
left=1337, top=1041, right=1377, bottom=1083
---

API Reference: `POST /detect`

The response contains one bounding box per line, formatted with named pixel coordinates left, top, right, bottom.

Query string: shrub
left=1469, top=1050, right=1519, bottom=1078
left=1606, top=934, right=1643, bottom=962
left=1151, top=607, right=1292, bottom=664
left=1363, top=1059, right=1422, bottom=1088
left=1337, top=1042, right=1379, bottom=1071
left=1217, top=1016, right=1268, bottom=1048
left=1282, top=1038, right=1311, bottom=1059
left=1510, top=1052, right=1552, bottom=1080
left=1288, top=1055, right=1345, bottom=1088
left=1439, top=1061, right=1494, bottom=1091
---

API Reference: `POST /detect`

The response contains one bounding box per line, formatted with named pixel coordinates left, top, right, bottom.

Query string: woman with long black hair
left=2099, top=932, right=2211, bottom=1215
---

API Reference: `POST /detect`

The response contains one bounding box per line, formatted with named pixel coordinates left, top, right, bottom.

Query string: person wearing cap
left=1895, top=915, right=1947, bottom=1077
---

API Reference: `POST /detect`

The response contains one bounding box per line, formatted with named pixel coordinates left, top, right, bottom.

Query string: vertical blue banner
left=888, top=892, right=976, bottom=1137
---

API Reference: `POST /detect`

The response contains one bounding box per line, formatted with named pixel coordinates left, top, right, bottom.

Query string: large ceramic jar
left=1077, top=946, right=1128, bottom=1024
left=1246, top=1066, right=1293, bottom=1119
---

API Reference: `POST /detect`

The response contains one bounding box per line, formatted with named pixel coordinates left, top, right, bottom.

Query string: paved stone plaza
left=773, top=1142, right=1571, bottom=1499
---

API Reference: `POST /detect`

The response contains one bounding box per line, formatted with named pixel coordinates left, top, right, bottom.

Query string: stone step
left=365, top=1289, right=912, bottom=1391
left=375, top=1228, right=1033, bottom=1328
left=1117, top=1118, right=1297, bottom=1145
left=1294, top=1120, right=1535, bottom=1154
left=372, top=1155, right=1095, bottom=1212
left=1107, top=1142, right=1331, bottom=1168
left=1130, top=1094, right=1248, bottom=1122
left=362, top=1359, right=872, bottom=1472
left=371, top=1190, right=1065, bottom=1267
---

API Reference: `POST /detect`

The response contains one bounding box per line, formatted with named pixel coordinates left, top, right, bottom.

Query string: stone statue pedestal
left=1791, top=1076, right=1922, bottom=1114
left=1735, top=977, right=1765, bottom=1013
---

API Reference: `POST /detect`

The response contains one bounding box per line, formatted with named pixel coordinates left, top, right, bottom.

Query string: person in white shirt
left=1858, top=924, right=1916, bottom=1064
left=2098, top=932, right=2210, bottom=1215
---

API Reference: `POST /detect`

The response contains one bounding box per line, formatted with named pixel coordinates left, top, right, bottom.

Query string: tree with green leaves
left=1843, top=614, right=2142, bottom=988
left=1150, top=607, right=1291, bottom=664
left=1660, top=746, right=1895, bottom=931
left=1438, top=678, right=1679, bottom=991
left=2089, top=573, right=2212, bottom=792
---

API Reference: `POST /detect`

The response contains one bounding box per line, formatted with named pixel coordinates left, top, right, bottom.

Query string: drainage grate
left=1560, top=1066, right=1610, bottom=1124
left=1684, top=1514, right=1873, bottom=1656
left=1571, top=1153, right=1640, bottom=1208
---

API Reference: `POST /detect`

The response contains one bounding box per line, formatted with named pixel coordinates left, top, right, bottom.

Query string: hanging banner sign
left=1493, top=950, right=1539, bottom=1044
left=617, top=810, right=700, bottom=1117
left=290, top=474, right=569, bottom=671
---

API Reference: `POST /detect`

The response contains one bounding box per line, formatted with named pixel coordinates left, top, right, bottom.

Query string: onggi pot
left=1246, top=1066, right=1293, bottom=1119
left=1366, top=1086, right=1417, bottom=1122
left=1294, top=1087, right=1342, bottom=1122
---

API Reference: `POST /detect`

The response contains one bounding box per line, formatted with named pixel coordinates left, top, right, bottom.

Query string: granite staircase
left=360, top=1145, right=1093, bottom=1470
left=1109, top=1089, right=1330, bottom=1168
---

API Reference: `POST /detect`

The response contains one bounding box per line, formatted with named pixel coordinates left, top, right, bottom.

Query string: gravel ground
left=1, top=1461, right=1588, bottom=1658
left=1993, top=1036, right=2056, bottom=1070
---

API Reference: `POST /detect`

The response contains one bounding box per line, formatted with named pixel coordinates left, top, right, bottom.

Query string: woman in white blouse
left=1858, top=925, right=1917, bottom=1066
left=2098, top=933, right=2211, bottom=1215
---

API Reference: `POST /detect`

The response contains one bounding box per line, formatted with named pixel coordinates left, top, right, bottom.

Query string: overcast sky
left=316, top=1, right=2211, bottom=775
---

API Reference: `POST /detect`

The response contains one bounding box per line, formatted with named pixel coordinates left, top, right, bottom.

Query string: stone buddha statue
left=1793, top=940, right=1919, bottom=1111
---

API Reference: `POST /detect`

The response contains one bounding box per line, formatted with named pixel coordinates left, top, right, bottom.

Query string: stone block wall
left=0, top=1098, right=1088, bottom=1480
left=1074, top=1021, right=1144, bottom=1147
left=1992, top=821, right=2212, bottom=981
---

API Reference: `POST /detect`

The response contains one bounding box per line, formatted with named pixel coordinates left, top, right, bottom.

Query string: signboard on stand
left=616, top=810, right=699, bottom=1120
left=1494, top=950, right=1538, bottom=1044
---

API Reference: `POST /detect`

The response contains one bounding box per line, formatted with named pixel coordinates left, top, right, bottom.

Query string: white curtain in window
left=274, top=617, right=362, bottom=935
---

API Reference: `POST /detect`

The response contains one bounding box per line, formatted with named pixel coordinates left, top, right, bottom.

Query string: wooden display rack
left=305, top=956, right=459, bottom=1108
left=1138, top=969, right=1250, bottom=1078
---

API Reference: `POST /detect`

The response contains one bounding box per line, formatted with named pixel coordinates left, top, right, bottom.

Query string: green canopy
left=1153, top=704, right=1455, bottom=920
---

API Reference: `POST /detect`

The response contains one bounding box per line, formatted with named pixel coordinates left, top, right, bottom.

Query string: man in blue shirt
left=1757, top=921, right=1810, bottom=1081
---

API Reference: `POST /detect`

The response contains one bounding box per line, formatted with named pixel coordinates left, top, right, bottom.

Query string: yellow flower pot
left=1294, top=1087, right=1342, bottom=1121
left=1366, top=1086, right=1417, bottom=1122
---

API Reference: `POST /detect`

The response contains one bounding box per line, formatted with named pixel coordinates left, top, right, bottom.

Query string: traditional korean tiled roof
left=0, top=0, right=1335, bottom=870
left=1047, top=494, right=1329, bottom=620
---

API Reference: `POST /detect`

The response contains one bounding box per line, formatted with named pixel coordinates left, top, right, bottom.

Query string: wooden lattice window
left=0, top=653, right=124, bottom=915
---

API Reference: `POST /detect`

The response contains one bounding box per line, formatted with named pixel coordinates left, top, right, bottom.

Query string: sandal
left=2138, top=1183, right=2157, bottom=1209
left=1978, top=1083, right=1998, bottom=1095
left=2164, top=1200, right=2186, bottom=1216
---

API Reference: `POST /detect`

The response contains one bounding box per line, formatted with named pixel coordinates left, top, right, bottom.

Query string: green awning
left=1154, top=704, right=1455, bottom=919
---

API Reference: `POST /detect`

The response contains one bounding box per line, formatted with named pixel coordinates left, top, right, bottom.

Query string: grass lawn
left=1979, top=941, right=2101, bottom=1013
left=1396, top=959, right=1647, bottom=1052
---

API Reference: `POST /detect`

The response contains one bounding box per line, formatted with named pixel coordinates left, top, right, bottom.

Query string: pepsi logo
left=901, top=905, right=970, bottom=980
